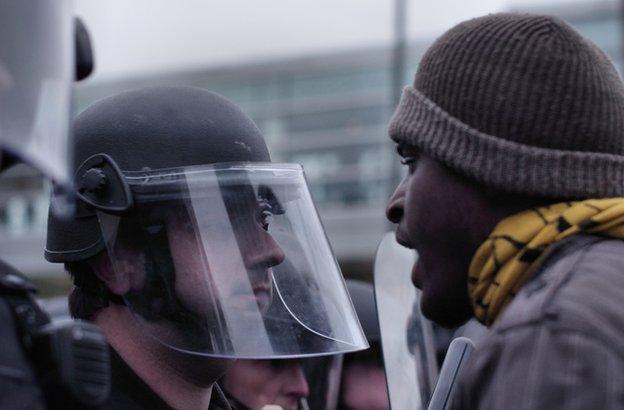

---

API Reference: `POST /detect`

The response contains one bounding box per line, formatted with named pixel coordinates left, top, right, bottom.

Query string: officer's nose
left=386, top=178, right=407, bottom=224
left=245, top=230, right=286, bottom=270
left=284, top=362, right=310, bottom=399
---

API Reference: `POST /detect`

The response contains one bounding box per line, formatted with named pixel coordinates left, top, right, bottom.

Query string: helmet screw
left=80, top=168, right=107, bottom=194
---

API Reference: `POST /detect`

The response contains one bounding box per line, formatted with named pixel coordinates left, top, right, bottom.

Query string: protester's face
left=340, top=361, right=389, bottom=410
left=224, top=359, right=310, bottom=410
left=386, top=147, right=493, bottom=327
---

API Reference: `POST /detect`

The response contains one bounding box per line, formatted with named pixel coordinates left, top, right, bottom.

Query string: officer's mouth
left=226, top=264, right=275, bottom=313
left=246, top=267, right=274, bottom=311
left=252, top=282, right=273, bottom=312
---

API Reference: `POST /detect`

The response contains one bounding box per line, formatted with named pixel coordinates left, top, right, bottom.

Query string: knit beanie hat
left=389, top=13, right=624, bottom=199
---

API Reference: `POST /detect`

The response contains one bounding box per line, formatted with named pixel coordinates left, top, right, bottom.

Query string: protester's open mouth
left=395, top=232, right=414, bottom=249
left=411, top=259, right=424, bottom=289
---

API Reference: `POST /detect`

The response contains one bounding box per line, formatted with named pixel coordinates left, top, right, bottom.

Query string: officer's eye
left=257, top=202, right=274, bottom=231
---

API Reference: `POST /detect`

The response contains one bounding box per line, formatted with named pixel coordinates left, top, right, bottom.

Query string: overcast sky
left=74, top=0, right=584, bottom=82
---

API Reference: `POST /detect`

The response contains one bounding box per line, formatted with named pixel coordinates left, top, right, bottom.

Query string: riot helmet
left=45, top=86, right=368, bottom=359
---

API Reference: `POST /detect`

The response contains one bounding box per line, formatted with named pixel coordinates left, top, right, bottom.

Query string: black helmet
left=45, top=85, right=269, bottom=262
left=45, top=85, right=368, bottom=359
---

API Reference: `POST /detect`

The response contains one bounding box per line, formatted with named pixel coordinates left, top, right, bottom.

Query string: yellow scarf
left=468, top=198, right=624, bottom=326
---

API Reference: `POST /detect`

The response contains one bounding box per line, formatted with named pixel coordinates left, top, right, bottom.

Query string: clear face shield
left=0, top=0, right=74, bottom=186
left=96, top=163, right=368, bottom=359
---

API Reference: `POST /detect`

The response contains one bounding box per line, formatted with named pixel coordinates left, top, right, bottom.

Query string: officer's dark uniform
left=104, top=349, right=231, bottom=410
left=0, top=260, right=109, bottom=409
left=0, top=262, right=46, bottom=410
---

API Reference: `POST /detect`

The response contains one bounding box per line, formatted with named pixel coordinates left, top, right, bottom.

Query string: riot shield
left=374, top=232, right=438, bottom=409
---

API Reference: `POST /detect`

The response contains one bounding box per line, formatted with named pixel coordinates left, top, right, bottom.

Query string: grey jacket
left=454, top=235, right=624, bottom=409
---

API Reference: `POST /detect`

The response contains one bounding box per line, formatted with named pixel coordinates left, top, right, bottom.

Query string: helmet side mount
left=75, top=153, right=133, bottom=215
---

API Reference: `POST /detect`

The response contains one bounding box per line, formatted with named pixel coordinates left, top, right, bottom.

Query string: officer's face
left=166, top=191, right=285, bottom=318
left=223, top=359, right=309, bottom=410
left=386, top=148, right=488, bottom=328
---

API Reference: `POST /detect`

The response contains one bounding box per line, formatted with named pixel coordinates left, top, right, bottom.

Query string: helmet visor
left=97, top=163, right=368, bottom=359
left=0, top=0, right=73, bottom=185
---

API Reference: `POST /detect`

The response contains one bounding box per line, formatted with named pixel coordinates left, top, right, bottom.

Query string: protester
left=385, top=13, right=624, bottom=408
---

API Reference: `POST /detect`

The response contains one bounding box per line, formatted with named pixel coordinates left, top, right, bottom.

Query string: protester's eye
left=400, top=156, right=417, bottom=165
left=397, top=144, right=419, bottom=172
left=400, top=155, right=419, bottom=173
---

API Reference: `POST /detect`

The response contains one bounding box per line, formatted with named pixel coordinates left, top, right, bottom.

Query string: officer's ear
left=89, top=249, right=146, bottom=296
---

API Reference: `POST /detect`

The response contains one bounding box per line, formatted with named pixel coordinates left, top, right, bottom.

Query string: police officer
left=0, top=2, right=109, bottom=409
left=45, top=86, right=368, bottom=409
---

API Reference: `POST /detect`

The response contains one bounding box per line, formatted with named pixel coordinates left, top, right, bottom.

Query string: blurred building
left=0, top=0, right=621, bottom=284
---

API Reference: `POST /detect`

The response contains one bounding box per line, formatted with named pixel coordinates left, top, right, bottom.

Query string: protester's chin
left=419, top=286, right=472, bottom=329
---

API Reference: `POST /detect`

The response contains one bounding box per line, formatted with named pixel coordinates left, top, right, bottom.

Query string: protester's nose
left=385, top=179, right=406, bottom=224
left=284, top=363, right=310, bottom=399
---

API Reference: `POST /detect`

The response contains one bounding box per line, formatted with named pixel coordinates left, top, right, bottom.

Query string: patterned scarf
left=468, top=198, right=624, bottom=326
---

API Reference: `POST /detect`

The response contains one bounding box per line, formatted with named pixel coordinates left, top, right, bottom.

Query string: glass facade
left=183, top=65, right=396, bottom=213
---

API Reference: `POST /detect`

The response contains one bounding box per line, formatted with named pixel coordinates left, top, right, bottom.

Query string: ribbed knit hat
left=389, top=13, right=624, bottom=198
